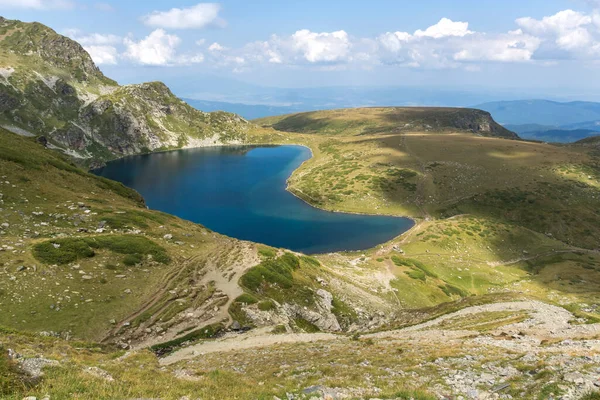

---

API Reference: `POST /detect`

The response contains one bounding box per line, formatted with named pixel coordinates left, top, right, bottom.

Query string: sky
left=1, top=0, right=600, bottom=102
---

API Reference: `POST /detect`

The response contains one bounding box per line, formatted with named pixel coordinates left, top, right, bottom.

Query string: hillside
left=515, top=128, right=600, bottom=143
left=2, top=18, right=600, bottom=399
left=256, top=107, right=519, bottom=139
left=0, top=17, right=249, bottom=165
left=3, top=116, right=600, bottom=398
left=476, top=99, right=600, bottom=126
left=574, top=135, right=600, bottom=149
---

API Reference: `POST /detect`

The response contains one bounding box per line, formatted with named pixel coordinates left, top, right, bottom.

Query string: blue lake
left=93, top=145, right=414, bottom=254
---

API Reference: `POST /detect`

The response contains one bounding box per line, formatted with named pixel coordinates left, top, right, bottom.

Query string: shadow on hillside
left=342, top=133, right=600, bottom=297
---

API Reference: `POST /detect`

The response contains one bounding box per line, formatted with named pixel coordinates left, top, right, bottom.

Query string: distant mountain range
left=475, top=100, right=600, bottom=143
left=183, top=99, right=308, bottom=120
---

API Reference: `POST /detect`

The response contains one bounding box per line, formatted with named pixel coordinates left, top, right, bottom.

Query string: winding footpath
left=160, top=300, right=600, bottom=365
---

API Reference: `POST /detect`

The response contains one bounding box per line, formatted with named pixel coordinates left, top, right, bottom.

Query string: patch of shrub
left=123, top=253, right=143, bottom=266
left=294, top=317, right=320, bottom=333
left=271, top=324, right=287, bottom=334
left=33, top=235, right=170, bottom=265
left=32, top=238, right=95, bottom=265
left=257, top=246, right=277, bottom=258
left=406, top=270, right=427, bottom=281
left=258, top=300, right=276, bottom=311
left=150, top=323, right=224, bottom=356
left=300, top=255, right=321, bottom=267
left=439, top=284, right=469, bottom=298
left=89, top=236, right=170, bottom=264
left=240, top=253, right=300, bottom=292
left=234, top=293, right=258, bottom=305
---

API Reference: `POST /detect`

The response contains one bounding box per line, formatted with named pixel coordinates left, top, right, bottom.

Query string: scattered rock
left=83, top=366, right=114, bottom=382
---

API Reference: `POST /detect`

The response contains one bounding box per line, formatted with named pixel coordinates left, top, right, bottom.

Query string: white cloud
left=63, top=29, right=120, bottom=65
left=84, top=45, right=118, bottom=65
left=123, top=29, right=203, bottom=66
left=414, top=18, right=473, bottom=39
left=208, top=42, right=225, bottom=51
left=517, top=9, right=596, bottom=51
left=0, top=0, right=74, bottom=9
left=196, top=38, right=206, bottom=46
left=141, top=3, right=223, bottom=30
left=290, top=29, right=351, bottom=63
left=453, top=32, right=541, bottom=62
left=64, top=29, right=121, bottom=45
left=377, top=32, right=411, bottom=52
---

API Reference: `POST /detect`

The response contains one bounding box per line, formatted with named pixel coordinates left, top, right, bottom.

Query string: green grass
left=240, top=253, right=301, bottom=292
left=234, top=294, right=258, bottom=305
left=0, top=346, right=28, bottom=396
left=257, top=245, right=277, bottom=259
left=294, top=317, right=320, bottom=333
left=579, top=392, right=600, bottom=400
left=32, top=238, right=96, bottom=265
left=149, top=323, right=225, bottom=356
left=257, top=300, right=276, bottom=311
left=32, top=236, right=170, bottom=265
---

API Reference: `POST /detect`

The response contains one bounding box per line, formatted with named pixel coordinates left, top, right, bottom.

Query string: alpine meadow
left=1, top=2, right=600, bottom=400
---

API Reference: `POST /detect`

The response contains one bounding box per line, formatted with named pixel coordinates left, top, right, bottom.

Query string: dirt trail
left=160, top=300, right=600, bottom=365
left=100, top=255, right=199, bottom=343
left=160, top=329, right=338, bottom=365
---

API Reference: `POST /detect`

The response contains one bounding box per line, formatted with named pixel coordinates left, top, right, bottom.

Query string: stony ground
left=157, top=301, right=600, bottom=400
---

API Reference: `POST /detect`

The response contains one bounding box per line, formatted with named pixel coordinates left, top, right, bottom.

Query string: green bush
left=33, top=238, right=96, bottom=264
left=258, top=300, right=276, bottom=311
left=439, top=284, right=469, bottom=298
left=300, top=255, right=321, bottom=267
left=123, top=253, right=143, bottom=266
left=33, top=235, right=170, bottom=265
left=240, top=253, right=300, bottom=291
left=150, top=323, right=224, bottom=356
left=257, top=246, right=277, bottom=258
left=392, top=256, right=438, bottom=278
left=234, top=293, right=258, bottom=304
left=294, top=317, right=320, bottom=333
left=87, top=236, right=170, bottom=264
left=406, top=270, right=427, bottom=281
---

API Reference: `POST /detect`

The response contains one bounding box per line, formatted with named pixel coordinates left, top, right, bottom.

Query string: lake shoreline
left=93, top=143, right=415, bottom=253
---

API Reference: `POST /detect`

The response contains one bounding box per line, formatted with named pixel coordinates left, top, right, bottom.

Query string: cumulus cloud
left=208, top=42, right=225, bottom=51
left=453, top=32, right=541, bottom=62
left=64, top=29, right=121, bottom=65
left=0, top=0, right=74, bottom=9
left=65, top=29, right=121, bottom=45
left=85, top=45, right=118, bottom=65
left=516, top=9, right=600, bottom=58
left=290, top=29, right=352, bottom=63
left=414, top=18, right=473, bottom=38
left=375, top=18, right=535, bottom=68
left=141, top=3, right=224, bottom=29
left=62, top=8, right=600, bottom=71
left=123, top=29, right=204, bottom=66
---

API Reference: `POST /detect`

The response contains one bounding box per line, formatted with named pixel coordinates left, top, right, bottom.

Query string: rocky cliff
left=0, top=17, right=249, bottom=165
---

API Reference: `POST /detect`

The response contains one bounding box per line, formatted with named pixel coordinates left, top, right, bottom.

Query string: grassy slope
left=0, top=128, right=251, bottom=340
left=256, top=108, right=600, bottom=319
left=1, top=108, right=600, bottom=398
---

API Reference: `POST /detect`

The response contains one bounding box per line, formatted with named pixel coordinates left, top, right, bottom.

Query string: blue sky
left=1, top=0, right=599, bottom=101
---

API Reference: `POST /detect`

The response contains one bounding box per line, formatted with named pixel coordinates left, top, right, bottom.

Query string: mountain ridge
left=0, top=16, right=250, bottom=166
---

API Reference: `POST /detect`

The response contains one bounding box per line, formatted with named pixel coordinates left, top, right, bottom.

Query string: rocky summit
left=0, top=17, right=249, bottom=166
